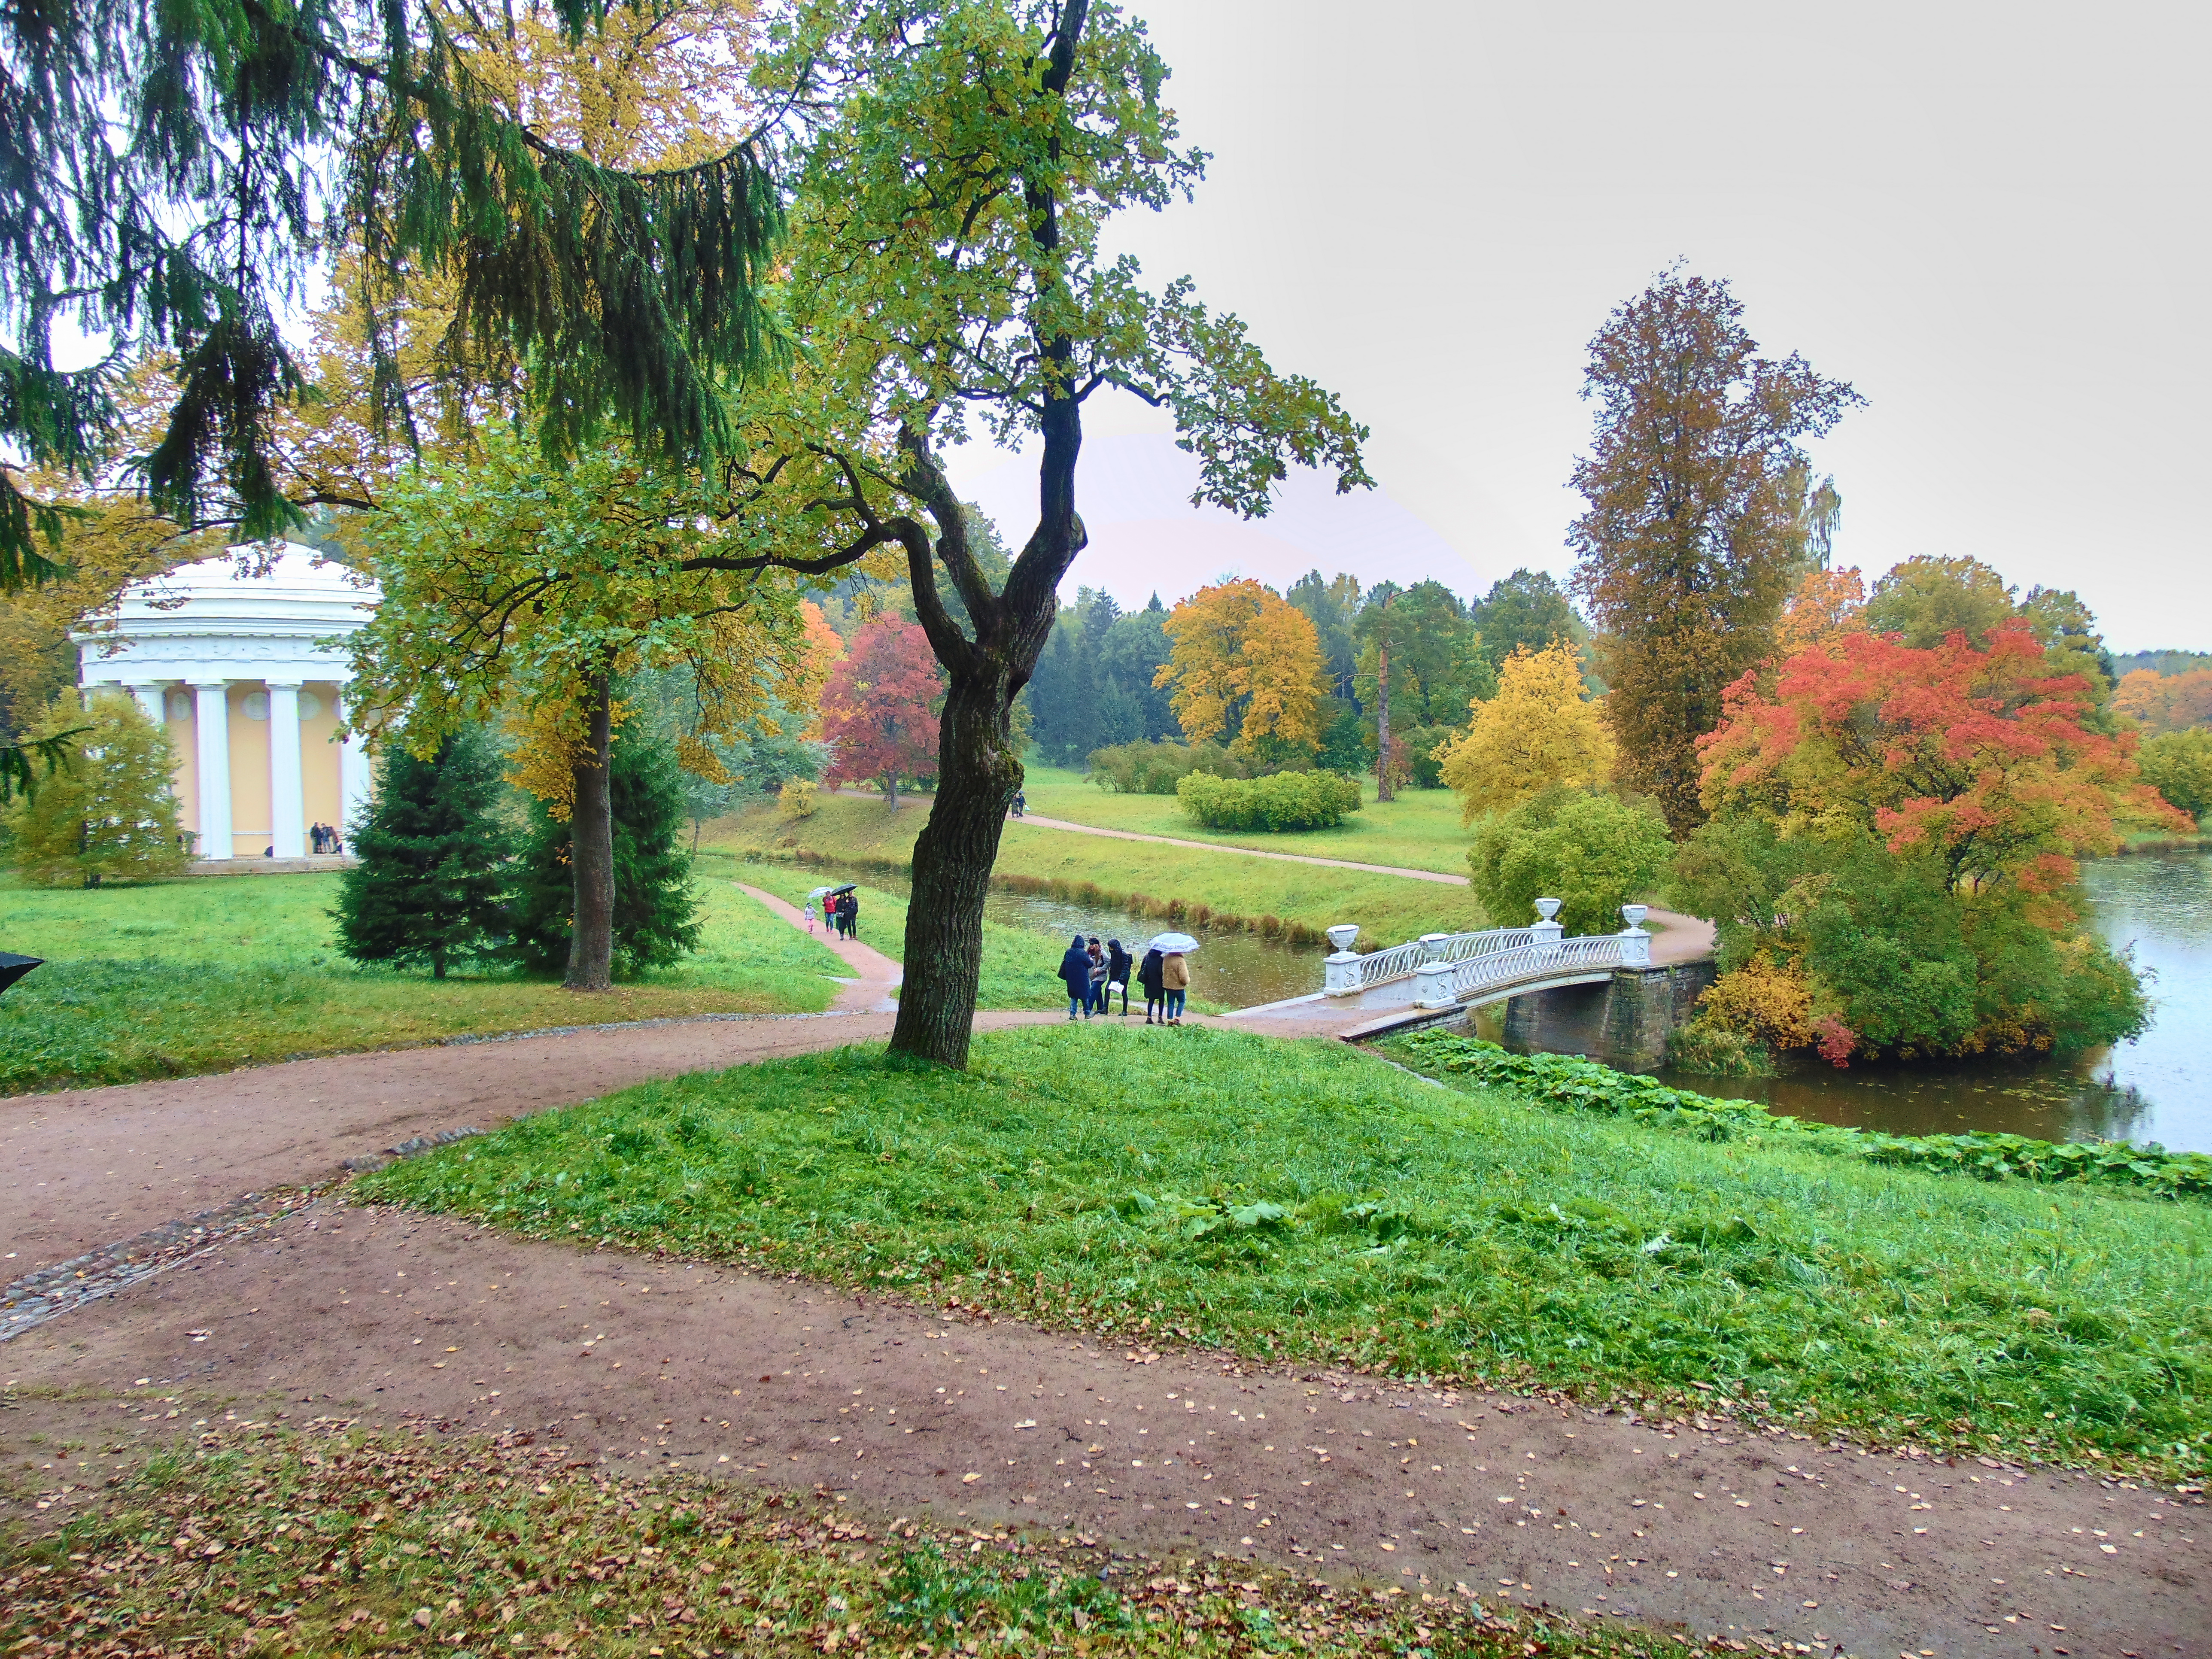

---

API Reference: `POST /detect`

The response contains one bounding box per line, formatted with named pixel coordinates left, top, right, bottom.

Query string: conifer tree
left=3, top=693, right=184, bottom=887
left=335, top=728, right=512, bottom=979
left=510, top=735, right=701, bottom=977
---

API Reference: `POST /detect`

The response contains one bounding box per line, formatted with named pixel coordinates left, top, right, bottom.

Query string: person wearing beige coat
left=1161, top=951, right=1189, bottom=1024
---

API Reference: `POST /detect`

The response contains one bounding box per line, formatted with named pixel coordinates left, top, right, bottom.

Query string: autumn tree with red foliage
left=1673, top=623, right=2184, bottom=1066
left=821, top=617, right=945, bottom=808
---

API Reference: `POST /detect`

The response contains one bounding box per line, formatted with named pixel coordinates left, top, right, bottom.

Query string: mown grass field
left=712, top=793, right=1492, bottom=945
left=0, top=873, right=848, bottom=1094
left=0, top=1422, right=1706, bottom=1659
left=361, top=1024, right=2212, bottom=1482
left=1017, top=763, right=1476, bottom=876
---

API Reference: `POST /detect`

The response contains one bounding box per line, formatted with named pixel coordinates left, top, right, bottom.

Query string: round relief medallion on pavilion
left=243, top=691, right=270, bottom=720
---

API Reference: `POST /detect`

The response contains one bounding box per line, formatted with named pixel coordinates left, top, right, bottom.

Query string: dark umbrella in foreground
left=0, top=953, right=44, bottom=997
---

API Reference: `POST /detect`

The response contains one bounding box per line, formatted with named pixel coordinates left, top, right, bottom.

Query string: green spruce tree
left=510, top=735, right=701, bottom=978
left=335, top=728, right=512, bottom=979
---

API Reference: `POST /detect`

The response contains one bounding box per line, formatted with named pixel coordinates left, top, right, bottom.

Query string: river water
left=1647, top=852, right=2212, bottom=1154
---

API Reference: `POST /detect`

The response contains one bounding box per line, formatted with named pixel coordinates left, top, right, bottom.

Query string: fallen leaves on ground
left=0, top=1417, right=1783, bottom=1656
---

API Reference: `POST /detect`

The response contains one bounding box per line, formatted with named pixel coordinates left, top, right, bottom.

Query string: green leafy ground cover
left=0, top=1421, right=1705, bottom=1659
left=1390, top=1033, right=2212, bottom=1200
left=713, top=792, right=1490, bottom=945
left=359, top=1025, right=2212, bottom=1482
left=0, top=875, right=846, bottom=1094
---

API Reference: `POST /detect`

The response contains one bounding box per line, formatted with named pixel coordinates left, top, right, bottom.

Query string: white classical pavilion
left=72, top=544, right=381, bottom=861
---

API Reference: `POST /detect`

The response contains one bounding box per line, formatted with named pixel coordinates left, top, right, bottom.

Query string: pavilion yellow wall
left=301, top=682, right=343, bottom=831
left=227, top=685, right=272, bottom=858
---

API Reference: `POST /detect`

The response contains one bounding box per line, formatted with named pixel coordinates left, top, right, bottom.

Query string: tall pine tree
left=510, top=736, right=702, bottom=978
left=336, top=728, right=511, bottom=978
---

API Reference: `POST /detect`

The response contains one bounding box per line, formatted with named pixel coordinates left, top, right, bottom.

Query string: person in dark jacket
left=1057, top=934, right=1092, bottom=1020
left=1136, top=946, right=1167, bottom=1024
left=1106, top=939, right=1133, bottom=1016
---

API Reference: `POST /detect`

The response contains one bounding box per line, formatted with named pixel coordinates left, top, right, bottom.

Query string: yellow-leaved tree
left=1155, top=580, right=1329, bottom=764
left=1438, top=640, right=1615, bottom=822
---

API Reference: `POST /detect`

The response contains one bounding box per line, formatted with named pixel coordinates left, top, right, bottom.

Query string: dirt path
left=6, top=1204, right=2200, bottom=1659
left=737, top=881, right=902, bottom=1012
left=0, top=1007, right=1068, bottom=1280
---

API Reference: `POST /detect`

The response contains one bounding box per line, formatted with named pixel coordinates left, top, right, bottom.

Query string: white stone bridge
left=1226, top=900, right=1717, bottom=1071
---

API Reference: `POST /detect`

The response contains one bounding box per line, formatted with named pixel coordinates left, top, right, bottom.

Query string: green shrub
left=1393, top=722, right=1459, bottom=789
left=1085, top=738, right=1249, bottom=794
left=2140, top=728, right=2212, bottom=823
left=1468, top=788, right=1671, bottom=935
left=1175, top=768, right=1362, bottom=830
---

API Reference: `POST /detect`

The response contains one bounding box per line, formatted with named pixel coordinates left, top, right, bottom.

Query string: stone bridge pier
left=1495, top=959, right=1719, bottom=1073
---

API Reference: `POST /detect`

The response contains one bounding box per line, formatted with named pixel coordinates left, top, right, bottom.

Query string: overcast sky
left=945, top=0, right=2209, bottom=652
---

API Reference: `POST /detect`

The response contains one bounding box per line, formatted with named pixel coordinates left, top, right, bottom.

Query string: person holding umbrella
left=1057, top=933, right=1093, bottom=1020
left=1136, top=942, right=1166, bottom=1024
left=805, top=886, right=833, bottom=933
left=1148, top=931, right=1197, bottom=1025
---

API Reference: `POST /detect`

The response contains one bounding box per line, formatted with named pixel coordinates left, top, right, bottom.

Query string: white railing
left=1344, top=927, right=1534, bottom=991
left=1324, top=902, right=1653, bottom=1004
left=1429, top=932, right=1625, bottom=1004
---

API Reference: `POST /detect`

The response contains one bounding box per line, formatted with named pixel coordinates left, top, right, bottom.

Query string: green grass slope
left=361, top=1024, right=2212, bottom=1481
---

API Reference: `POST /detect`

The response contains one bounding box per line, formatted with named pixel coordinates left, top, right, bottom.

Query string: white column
left=128, top=684, right=167, bottom=728
left=335, top=685, right=373, bottom=846
left=266, top=680, right=305, bottom=858
left=191, top=679, right=232, bottom=860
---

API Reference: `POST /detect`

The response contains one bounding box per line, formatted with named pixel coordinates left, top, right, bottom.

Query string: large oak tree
left=1567, top=270, right=1860, bottom=833
left=766, top=0, right=1368, bottom=1067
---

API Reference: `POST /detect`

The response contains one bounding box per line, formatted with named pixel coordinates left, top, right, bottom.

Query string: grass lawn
left=0, top=873, right=848, bottom=1094
left=1016, top=763, right=1477, bottom=877
left=713, top=794, right=1491, bottom=946
left=360, top=1024, right=2212, bottom=1482
left=0, top=1423, right=1702, bottom=1659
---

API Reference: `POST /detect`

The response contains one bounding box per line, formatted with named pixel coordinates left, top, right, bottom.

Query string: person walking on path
left=1106, top=939, right=1133, bottom=1016
left=1057, top=934, right=1093, bottom=1020
left=1161, top=950, right=1189, bottom=1025
left=839, top=892, right=860, bottom=941
left=822, top=893, right=838, bottom=934
left=1085, top=937, right=1108, bottom=1018
left=1137, top=946, right=1166, bottom=1024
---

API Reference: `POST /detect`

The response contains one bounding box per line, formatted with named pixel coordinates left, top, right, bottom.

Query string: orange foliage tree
left=1155, top=580, right=1329, bottom=763
left=1700, top=622, right=2183, bottom=895
left=1674, top=623, right=2184, bottom=1064
left=821, top=617, right=945, bottom=809
left=2114, top=668, right=2212, bottom=735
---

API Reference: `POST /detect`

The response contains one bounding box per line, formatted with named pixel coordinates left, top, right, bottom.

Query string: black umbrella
left=0, top=953, right=44, bottom=997
left=828, top=883, right=857, bottom=896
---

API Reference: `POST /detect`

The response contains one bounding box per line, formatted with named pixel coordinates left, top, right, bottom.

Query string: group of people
left=309, top=822, right=343, bottom=855
left=1057, top=934, right=1188, bottom=1025
left=819, top=890, right=860, bottom=940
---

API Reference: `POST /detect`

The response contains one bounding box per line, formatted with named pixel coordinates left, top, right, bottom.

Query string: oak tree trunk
left=565, top=670, right=616, bottom=992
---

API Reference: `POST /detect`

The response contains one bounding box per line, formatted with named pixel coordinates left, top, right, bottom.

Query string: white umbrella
left=1148, top=932, right=1200, bottom=954
left=806, top=886, right=835, bottom=900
